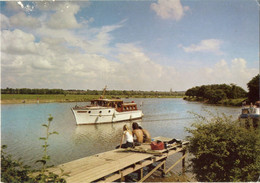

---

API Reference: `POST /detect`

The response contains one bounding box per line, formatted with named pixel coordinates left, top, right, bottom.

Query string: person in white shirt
left=119, top=125, right=134, bottom=148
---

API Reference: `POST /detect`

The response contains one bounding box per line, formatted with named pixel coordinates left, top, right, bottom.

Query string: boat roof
left=123, top=102, right=137, bottom=106
left=91, top=98, right=123, bottom=102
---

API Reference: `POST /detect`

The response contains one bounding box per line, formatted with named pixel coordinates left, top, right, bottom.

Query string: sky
left=0, top=0, right=259, bottom=91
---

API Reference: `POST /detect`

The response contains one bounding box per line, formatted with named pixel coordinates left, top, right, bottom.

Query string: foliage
left=185, top=84, right=247, bottom=104
left=247, top=74, right=260, bottom=103
left=220, top=98, right=247, bottom=106
left=186, top=111, right=260, bottom=182
left=34, top=115, right=69, bottom=183
left=1, top=145, right=32, bottom=182
left=1, top=115, right=69, bottom=183
left=1, top=87, right=185, bottom=97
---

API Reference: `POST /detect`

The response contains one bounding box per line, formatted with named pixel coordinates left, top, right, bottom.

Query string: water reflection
left=1, top=98, right=240, bottom=167
left=72, top=119, right=143, bottom=146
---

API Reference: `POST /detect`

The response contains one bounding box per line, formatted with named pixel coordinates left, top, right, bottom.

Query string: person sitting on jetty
left=132, top=122, right=144, bottom=145
left=119, top=125, right=134, bottom=148
left=139, top=126, right=151, bottom=143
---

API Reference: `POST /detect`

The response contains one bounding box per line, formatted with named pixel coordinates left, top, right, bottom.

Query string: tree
left=207, top=89, right=227, bottom=104
left=185, top=86, right=200, bottom=98
left=186, top=112, right=260, bottom=182
left=247, top=74, right=260, bottom=103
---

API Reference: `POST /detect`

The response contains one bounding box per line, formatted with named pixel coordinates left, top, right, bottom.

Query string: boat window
left=78, top=111, right=87, bottom=113
left=108, top=110, right=111, bottom=113
left=99, top=111, right=102, bottom=113
left=88, top=111, right=91, bottom=114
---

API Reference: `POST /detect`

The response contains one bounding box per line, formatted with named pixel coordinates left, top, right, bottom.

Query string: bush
left=186, top=111, right=260, bottom=182
left=1, top=145, right=32, bottom=182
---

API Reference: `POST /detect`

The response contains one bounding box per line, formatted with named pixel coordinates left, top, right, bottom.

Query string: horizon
left=1, top=86, right=186, bottom=93
left=1, top=0, right=259, bottom=91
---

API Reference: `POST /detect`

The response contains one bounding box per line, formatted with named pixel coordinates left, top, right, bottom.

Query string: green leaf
left=48, top=115, right=53, bottom=122
left=42, top=124, right=48, bottom=128
left=51, top=131, right=59, bottom=135
left=39, top=137, right=47, bottom=140
left=42, top=144, right=49, bottom=148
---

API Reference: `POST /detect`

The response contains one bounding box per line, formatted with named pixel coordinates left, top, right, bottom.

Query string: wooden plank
left=99, top=155, right=156, bottom=182
left=66, top=153, right=153, bottom=182
left=165, top=153, right=187, bottom=174
left=49, top=149, right=135, bottom=175
left=71, top=144, right=185, bottom=181
left=138, top=160, right=166, bottom=183
left=43, top=137, right=189, bottom=183
left=71, top=154, right=152, bottom=182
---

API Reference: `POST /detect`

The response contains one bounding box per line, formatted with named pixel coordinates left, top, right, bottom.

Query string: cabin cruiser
left=239, top=101, right=260, bottom=128
left=239, top=101, right=260, bottom=119
left=71, top=87, right=143, bottom=125
left=72, top=98, right=143, bottom=125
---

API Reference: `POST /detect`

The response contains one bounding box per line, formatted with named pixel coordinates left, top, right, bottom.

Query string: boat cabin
left=91, top=99, right=138, bottom=112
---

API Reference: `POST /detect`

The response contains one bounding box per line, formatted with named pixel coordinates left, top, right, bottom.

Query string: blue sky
left=1, top=0, right=259, bottom=91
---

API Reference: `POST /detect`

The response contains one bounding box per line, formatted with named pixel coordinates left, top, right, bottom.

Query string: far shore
left=0, top=99, right=73, bottom=104
left=0, top=94, right=183, bottom=105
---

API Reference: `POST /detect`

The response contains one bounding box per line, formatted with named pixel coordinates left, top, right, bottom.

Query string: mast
left=100, top=85, right=107, bottom=99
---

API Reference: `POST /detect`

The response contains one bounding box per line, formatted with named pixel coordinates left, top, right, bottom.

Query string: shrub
left=186, top=111, right=260, bottom=182
left=1, top=145, right=32, bottom=182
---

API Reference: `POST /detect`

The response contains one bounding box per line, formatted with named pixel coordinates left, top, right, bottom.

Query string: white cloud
left=180, top=39, right=223, bottom=55
left=111, top=43, right=180, bottom=90
left=31, top=59, right=53, bottom=70
left=1, top=29, right=257, bottom=91
left=151, top=0, right=189, bottom=20
left=47, top=2, right=81, bottom=29
left=1, top=29, right=37, bottom=55
left=189, top=58, right=258, bottom=89
left=1, top=2, right=257, bottom=91
left=9, top=12, right=41, bottom=28
left=0, top=14, right=10, bottom=29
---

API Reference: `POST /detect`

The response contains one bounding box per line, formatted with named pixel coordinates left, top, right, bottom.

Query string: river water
left=1, top=98, right=240, bottom=170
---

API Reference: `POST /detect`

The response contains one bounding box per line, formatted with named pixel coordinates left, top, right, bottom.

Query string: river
left=1, top=98, right=240, bottom=170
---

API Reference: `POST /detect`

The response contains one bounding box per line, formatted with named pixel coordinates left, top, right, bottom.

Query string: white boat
left=72, top=98, right=143, bottom=125
left=239, top=101, right=260, bottom=129
left=239, top=101, right=260, bottom=119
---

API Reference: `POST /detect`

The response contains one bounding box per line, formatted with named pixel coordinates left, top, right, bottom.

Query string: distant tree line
left=1, top=87, right=185, bottom=97
left=185, top=74, right=259, bottom=104
left=1, top=88, right=65, bottom=95
left=185, top=84, right=247, bottom=104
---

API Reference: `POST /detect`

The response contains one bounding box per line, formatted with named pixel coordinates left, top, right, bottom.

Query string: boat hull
left=72, top=107, right=143, bottom=125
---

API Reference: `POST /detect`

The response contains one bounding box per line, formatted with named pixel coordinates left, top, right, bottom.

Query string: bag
left=150, top=141, right=164, bottom=150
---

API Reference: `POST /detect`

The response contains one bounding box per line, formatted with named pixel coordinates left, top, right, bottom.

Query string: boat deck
left=47, top=136, right=189, bottom=182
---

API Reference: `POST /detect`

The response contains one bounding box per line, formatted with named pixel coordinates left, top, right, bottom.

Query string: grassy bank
left=0, top=94, right=183, bottom=104
left=183, top=96, right=246, bottom=107
left=0, top=94, right=99, bottom=104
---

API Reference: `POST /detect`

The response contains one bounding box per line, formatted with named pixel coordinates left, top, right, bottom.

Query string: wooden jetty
left=48, top=136, right=189, bottom=182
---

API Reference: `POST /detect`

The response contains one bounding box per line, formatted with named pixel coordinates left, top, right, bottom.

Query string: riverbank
left=183, top=97, right=246, bottom=107
left=0, top=94, right=183, bottom=104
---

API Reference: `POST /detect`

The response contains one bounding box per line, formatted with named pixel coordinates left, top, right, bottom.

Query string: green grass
left=1, top=94, right=184, bottom=104
left=1, top=94, right=100, bottom=103
left=184, top=96, right=246, bottom=107
left=219, top=98, right=246, bottom=106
